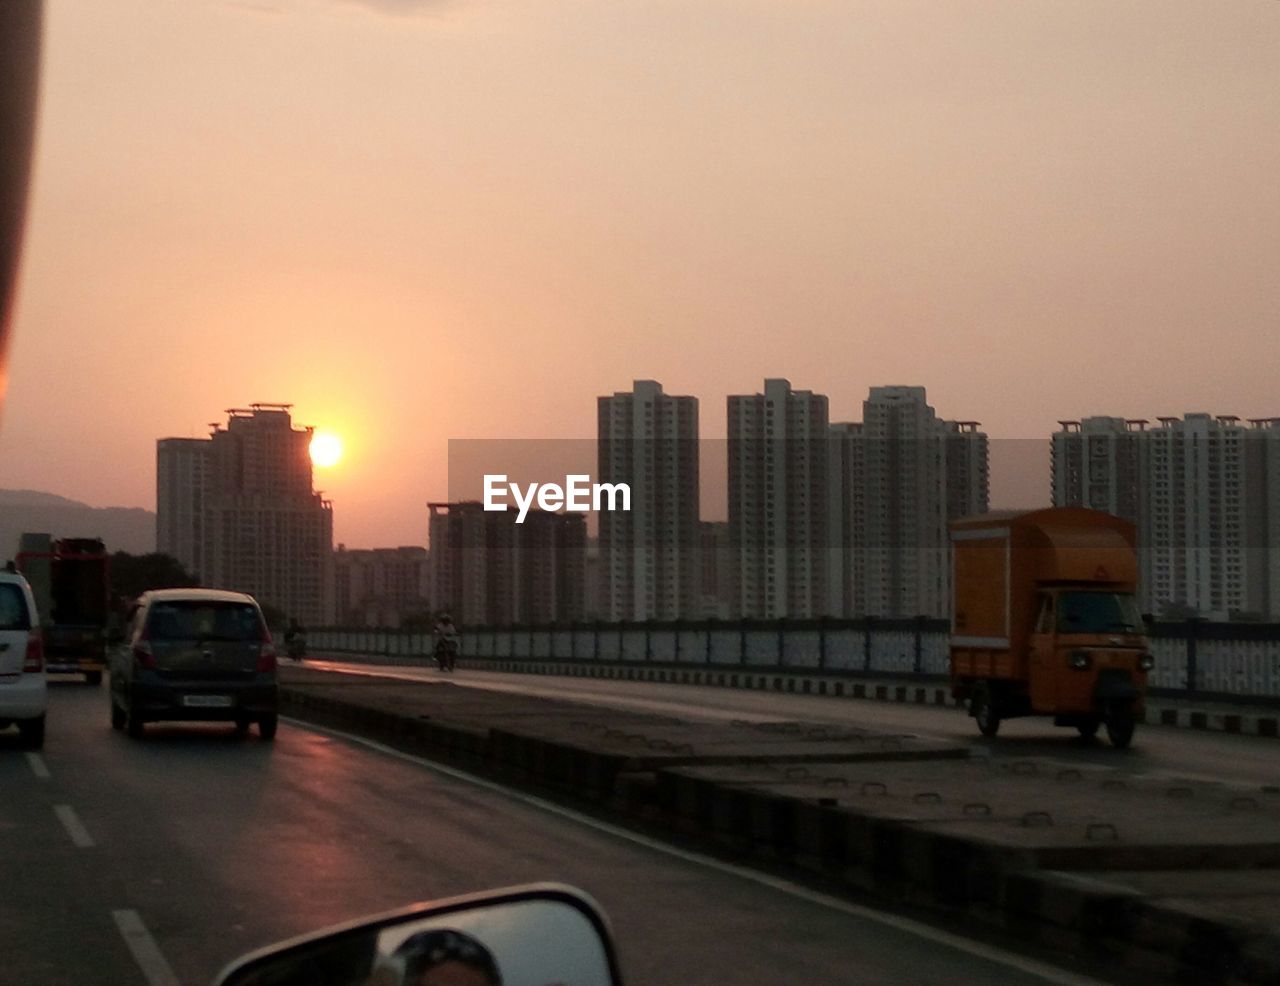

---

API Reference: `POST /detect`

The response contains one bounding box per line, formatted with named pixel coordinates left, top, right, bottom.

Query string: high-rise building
left=156, top=404, right=334, bottom=625
left=728, top=379, right=829, bottom=618
left=829, top=387, right=988, bottom=619
left=1052, top=414, right=1280, bottom=619
left=1050, top=417, right=1144, bottom=521
left=331, top=545, right=431, bottom=627
left=427, top=502, right=586, bottom=626
left=597, top=380, right=699, bottom=621
left=156, top=438, right=209, bottom=578
left=699, top=521, right=732, bottom=619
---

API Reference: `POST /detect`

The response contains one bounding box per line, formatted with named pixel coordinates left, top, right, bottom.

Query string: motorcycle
left=434, top=636, right=458, bottom=672
left=285, top=632, right=307, bottom=662
left=214, top=883, right=622, bottom=986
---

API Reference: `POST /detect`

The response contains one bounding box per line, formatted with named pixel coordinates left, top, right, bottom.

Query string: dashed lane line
left=112, top=909, right=183, bottom=986
left=53, top=804, right=95, bottom=848
left=25, top=752, right=50, bottom=778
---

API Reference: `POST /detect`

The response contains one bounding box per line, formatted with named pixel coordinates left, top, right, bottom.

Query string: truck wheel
left=1076, top=718, right=1100, bottom=740
left=258, top=714, right=278, bottom=741
left=18, top=715, right=45, bottom=750
left=126, top=709, right=146, bottom=739
left=110, top=701, right=126, bottom=731
left=972, top=686, right=1001, bottom=737
left=85, top=671, right=102, bottom=686
left=1106, top=708, right=1136, bottom=749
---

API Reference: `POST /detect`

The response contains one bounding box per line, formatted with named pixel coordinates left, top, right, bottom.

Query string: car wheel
left=85, top=671, right=102, bottom=687
left=126, top=708, right=146, bottom=739
left=232, top=717, right=251, bottom=738
left=258, top=714, right=278, bottom=741
left=111, top=701, right=126, bottom=731
left=1076, top=718, right=1100, bottom=740
left=18, top=714, right=45, bottom=750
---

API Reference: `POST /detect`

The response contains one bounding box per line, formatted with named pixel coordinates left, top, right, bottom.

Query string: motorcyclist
left=433, top=614, right=460, bottom=672
left=284, top=617, right=307, bottom=660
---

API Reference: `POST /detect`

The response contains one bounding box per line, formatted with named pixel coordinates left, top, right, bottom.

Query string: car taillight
left=132, top=640, right=156, bottom=670
left=23, top=631, right=43, bottom=673
left=257, top=642, right=276, bottom=673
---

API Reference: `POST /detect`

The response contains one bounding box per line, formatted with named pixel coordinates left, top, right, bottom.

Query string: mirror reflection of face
left=412, top=961, right=495, bottom=986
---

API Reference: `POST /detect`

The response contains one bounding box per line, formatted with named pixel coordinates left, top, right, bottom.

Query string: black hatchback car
left=109, top=589, right=279, bottom=739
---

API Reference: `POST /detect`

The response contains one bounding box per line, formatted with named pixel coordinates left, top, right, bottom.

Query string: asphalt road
left=307, top=660, right=1280, bottom=791
left=0, top=677, right=1122, bottom=986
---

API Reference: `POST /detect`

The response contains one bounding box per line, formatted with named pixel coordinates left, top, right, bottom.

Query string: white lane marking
left=25, top=752, right=50, bottom=778
left=286, top=716, right=1106, bottom=986
left=112, top=909, right=183, bottom=986
left=53, top=804, right=95, bottom=848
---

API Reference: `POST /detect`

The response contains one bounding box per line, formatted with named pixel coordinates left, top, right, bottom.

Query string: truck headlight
left=1138, top=653, right=1155, bottom=671
left=1069, top=650, right=1091, bottom=670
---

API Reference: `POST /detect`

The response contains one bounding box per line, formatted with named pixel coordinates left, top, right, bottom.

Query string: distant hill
left=0, top=489, right=155, bottom=558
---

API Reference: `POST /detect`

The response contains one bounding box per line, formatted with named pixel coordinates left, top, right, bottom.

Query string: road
left=0, top=677, right=1127, bottom=986
left=307, top=659, right=1280, bottom=791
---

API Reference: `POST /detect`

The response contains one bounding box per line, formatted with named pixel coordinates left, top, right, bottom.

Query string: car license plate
left=183, top=695, right=233, bottom=708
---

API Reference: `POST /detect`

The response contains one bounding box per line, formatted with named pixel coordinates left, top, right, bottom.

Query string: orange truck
left=949, top=507, right=1152, bottom=748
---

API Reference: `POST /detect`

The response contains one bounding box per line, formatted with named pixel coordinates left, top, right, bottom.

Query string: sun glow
left=309, top=432, right=343, bottom=468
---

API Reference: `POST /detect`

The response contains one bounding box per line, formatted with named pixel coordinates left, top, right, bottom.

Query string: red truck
left=15, top=533, right=112, bottom=685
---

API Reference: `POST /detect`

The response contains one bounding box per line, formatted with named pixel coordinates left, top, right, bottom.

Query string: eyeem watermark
left=483, top=474, right=631, bottom=523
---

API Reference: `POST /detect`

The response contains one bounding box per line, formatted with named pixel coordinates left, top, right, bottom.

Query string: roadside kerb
left=452, top=655, right=1280, bottom=739
left=309, top=650, right=1280, bottom=738
left=280, top=668, right=1280, bottom=985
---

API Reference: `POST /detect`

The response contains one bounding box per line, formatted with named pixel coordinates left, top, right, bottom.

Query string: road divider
left=331, top=652, right=1280, bottom=740
left=279, top=665, right=1280, bottom=986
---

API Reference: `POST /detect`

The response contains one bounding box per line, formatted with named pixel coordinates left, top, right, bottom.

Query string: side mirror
left=213, top=884, right=622, bottom=986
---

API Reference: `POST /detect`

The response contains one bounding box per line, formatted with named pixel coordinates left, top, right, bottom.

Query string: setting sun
left=309, top=432, right=343, bottom=468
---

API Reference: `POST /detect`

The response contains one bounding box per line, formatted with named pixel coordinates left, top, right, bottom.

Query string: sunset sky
left=0, top=0, right=1277, bottom=548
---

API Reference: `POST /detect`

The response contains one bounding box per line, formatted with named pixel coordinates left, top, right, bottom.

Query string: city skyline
left=8, top=389, right=1280, bottom=551
left=0, top=0, right=1276, bottom=549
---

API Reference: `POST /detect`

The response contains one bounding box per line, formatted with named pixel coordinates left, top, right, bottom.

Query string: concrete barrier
left=279, top=666, right=1280, bottom=985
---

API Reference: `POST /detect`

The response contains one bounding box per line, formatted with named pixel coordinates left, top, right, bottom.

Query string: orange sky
left=0, top=0, right=1277, bottom=547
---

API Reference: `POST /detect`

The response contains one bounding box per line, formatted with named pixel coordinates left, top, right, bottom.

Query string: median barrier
left=278, top=665, right=1280, bottom=985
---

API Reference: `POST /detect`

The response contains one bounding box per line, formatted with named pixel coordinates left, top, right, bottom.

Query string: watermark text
left=483, top=474, right=631, bottom=523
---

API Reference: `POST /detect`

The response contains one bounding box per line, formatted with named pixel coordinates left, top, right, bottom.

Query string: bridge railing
left=306, top=617, right=1280, bottom=703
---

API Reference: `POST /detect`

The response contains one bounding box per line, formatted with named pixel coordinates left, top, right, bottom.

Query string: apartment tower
left=829, top=387, right=989, bottom=619
left=156, top=437, right=210, bottom=579
left=156, top=404, right=334, bottom=625
left=1052, top=414, right=1280, bottom=619
left=597, top=380, right=699, bottom=621
left=728, top=378, right=830, bottom=618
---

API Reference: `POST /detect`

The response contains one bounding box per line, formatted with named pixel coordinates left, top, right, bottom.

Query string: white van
left=0, top=570, right=47, bottom=749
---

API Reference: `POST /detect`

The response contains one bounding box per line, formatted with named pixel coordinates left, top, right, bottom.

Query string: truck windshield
left=1057, top=592, right=1143, bottom=634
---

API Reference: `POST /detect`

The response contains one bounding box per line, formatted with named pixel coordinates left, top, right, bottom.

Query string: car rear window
left=0, top=583, right=32, bottom=631
left=146, top=601, right=264, bottom=642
